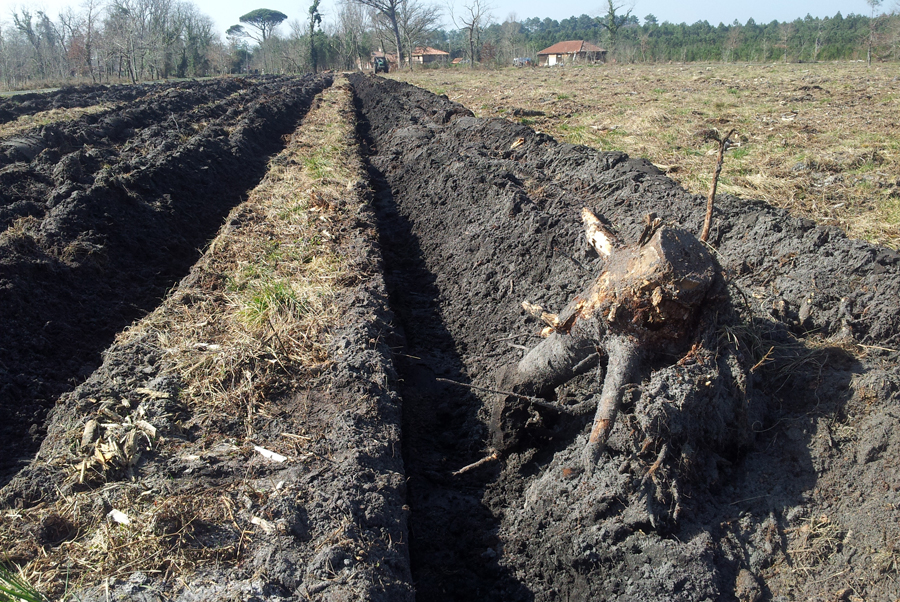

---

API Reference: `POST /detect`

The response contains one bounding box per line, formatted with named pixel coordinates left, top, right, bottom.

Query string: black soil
left=0, top=81, right=159, bottom=124
left=349, top=73, right=900, bottom=601
left=0, top=74, right=331, bottom=483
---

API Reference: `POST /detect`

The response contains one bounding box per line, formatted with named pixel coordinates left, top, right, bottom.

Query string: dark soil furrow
left=0, top=79, right=233, bottom=126
left=0, top=77, right=258, bottom=230
left=366, top=164, right=531, bottom=600
left=0, top=74, right=331, bottom=485
left=349, top=73, right=900, bottom=601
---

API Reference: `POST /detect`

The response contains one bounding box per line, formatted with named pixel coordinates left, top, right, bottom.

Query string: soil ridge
left=349, top=73, right=900, bottom=601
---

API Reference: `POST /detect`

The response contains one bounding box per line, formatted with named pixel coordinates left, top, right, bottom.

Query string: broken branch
left=582, top=207, right=619, bottom=257
left=435, top=377, right=563, bottom=413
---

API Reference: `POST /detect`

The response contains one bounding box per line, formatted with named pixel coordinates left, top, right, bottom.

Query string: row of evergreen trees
left=418, top=12, right=900, bottom=65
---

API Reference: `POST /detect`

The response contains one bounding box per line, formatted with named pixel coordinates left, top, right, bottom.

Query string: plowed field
left=1, top=73, right=898, bottom=602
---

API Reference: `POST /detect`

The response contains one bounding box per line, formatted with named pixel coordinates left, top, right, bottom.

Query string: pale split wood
left=581, top=207, right=620, bottom=257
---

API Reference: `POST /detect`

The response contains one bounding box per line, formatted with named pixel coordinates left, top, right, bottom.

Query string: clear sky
left=7, top=0, right=887, bottom=40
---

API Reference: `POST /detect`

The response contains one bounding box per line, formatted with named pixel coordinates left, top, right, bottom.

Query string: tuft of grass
left=0, top=565, right=47, bottom=602
left=786, top=514, right=846, bottom=575
left=882, top=197, right=900, bottom=226
left=302, top=149, right=336, bottom=180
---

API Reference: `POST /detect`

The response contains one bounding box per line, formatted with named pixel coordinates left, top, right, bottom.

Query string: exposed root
left=453, top=451, right=501, bottom=476
left=583, top=335, right=640, bottom=470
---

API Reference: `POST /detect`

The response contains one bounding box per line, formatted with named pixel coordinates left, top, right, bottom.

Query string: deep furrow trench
left=350, top=74, right=538, bottom=600
left=365, top=165, right=526, bottom=600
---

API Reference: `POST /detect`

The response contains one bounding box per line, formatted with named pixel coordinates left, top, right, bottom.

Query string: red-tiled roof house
left=411, top=46, right=450, bottom=64
left=537, top=40, right=606, bottom=66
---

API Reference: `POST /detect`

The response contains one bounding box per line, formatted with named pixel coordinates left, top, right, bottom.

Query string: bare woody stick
left=581, top=207, right=620, bottom=257
left=452, top=451, right=500, bottom=476
left=700, top=128, right=736, bottom=243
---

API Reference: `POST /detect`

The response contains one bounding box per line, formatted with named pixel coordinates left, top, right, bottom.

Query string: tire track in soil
left=0, top=75, right=332, bottom=486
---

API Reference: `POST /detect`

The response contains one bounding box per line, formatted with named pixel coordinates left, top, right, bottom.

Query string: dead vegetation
left=0, top=79, right=362, bottom=599
left=395, top=62, right=900, bottom=248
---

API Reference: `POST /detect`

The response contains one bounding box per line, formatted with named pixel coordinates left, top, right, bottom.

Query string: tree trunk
left=389, top=10, right=404, bottom=68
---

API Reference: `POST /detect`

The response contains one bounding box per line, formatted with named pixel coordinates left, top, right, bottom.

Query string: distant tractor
left=374, top=57, right=389, bottom=74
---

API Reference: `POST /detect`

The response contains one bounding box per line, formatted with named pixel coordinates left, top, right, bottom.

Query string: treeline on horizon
left=475, top=11, right=900, bottom=63
left=1, top=0, right=899, bottom=91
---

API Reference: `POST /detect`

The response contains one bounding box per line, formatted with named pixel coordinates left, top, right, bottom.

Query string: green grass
left=393, top=62, right=900, bottom=248
left=882, top=198, right=900, bottom=226
left=239, top=280, right=306, bottom=327
left=0, top=564, right=47, bottom=602
left=730, top=147, right=750, bottom=160
left=302, top=156, right=331, bottom=180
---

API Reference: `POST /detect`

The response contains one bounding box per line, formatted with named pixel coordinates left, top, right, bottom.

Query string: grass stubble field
left=395, top=61, right=900, bottom=249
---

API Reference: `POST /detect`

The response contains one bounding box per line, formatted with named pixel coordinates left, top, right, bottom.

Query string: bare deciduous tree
left=449, top=0, right=491, bottom=67
left=350, top=0, right=405, bottom=67
left=397, top=0, right=441, bottom=68
left=596, top=0, right=633, bottom=55
left=335, top=0, right=370, bottom=70
left=867, top=0, right=884, bottom=65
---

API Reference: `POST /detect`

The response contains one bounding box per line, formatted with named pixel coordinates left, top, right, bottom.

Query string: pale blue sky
left=9, top=0, right=888, bottom=39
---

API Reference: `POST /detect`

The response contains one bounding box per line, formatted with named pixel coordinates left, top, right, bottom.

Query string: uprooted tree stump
left=492, top=209, right=720, bottom=470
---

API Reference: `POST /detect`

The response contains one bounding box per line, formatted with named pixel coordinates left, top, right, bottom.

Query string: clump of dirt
left=0, top=75, right=330, bottom=483
left=349, top=73, right=900, bottom=601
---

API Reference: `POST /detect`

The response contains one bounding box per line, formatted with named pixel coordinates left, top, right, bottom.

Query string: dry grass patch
left=786, top=513, right=846, bottom=576
left=0, top=78, right=365, bottom=599
left=133, top=81, right=358, bottom=432
left=395, top=62, right=900, bottom=248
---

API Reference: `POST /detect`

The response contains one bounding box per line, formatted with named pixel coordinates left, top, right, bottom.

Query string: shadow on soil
left=367, top=165, right=533, bottom=601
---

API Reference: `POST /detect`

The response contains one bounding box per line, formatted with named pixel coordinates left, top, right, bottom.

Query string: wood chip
left=134, top=420, right=157, bottom=439
left=134, top=387, right=171, bottom=399
left=253, top=445, right=287, bottom=462
left=107, top=509, right=131, bottom=525
left=251, top=515, right=276, bottom=534
left=81, top=419, right=99, bottom=449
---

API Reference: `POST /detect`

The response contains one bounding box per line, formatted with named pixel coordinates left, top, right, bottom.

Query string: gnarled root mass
left=493, top=211, right=720, bottom=470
